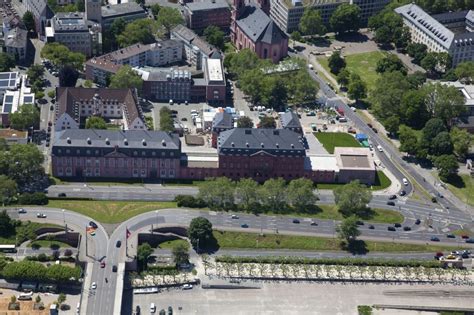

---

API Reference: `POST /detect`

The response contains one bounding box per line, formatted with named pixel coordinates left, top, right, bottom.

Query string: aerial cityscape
left=1, top=0, right=474, bottom=314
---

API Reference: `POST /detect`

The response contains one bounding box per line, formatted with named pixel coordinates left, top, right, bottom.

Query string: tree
left=393, top=26, right=411, bottom=49
left=376, top=54, right=406, bottom=75
left=235, top=178, right=259, bottom=211
left=58, top=65, right=79, bottom=87
left=286, top=178, right=317, bottom=212
left=203, top=26, right=224, bottom=50
left=336, top=68, right=350, bottom=87
left=370, top=71, right=411, bottom=120
left=172, top=242, right=189, bottom=265
left=159, top=106, right=174, bottom=132
left=41, top=43, right=85, bottom=70
left=384, top=115, right=400, bottom=136
left=198, top=177, right=235, bottom=210
left=450, top=127, right=471, bottom=160
left=188, top=217, right=213, bottom=250
left=407, top=43, right=427, bottom=64
left=423, top=83, right=466, bottom=127
left=455, top=61, right=474, bottom=83
left=156, top=7, right=183, bottom=37
left=0, top=210, right=14, bottom=239
left=135, top=0, right=145, bottom=5
left=421, top=52, right=438, bottom=74
left=259, top=116, right=276, bottom=128
left=333, top=180, right=372, bottom=217
left=117, top=19, right=157, bottom=47
left=9, top=104, right=40, bottom=130
left=239, top=68, right=266, bottom=104
left=259, top=178, right=287, bottom=212
left=57, top=293, right=66, bottom=305
left=290, top=31, right=302, bottom=42
left=330, top=3, right=361, bottom=34
left=0, top=53, right=14, bottom=72
left=407, top=71, right=427, bottom=89
left=400, top=89, right=430, bottom=129
left=228, top=49, right=260, bottom=78
left=23, top=11, right=35, bottom=32
left=150, top=4, right=161, bottom=19
left=85, top=116, right=107, bottom=129
left=0, top=143, right=45, bottom=189
left=299, top=8, right=326, bottom=36
left=373, top=26, right=392, bottom=46
left=236, top=116, right=254, bottom=128
left=287, top=68, right=319, bottom=104
left=347, top=74, right=367, bottom=102
left=421, top=118, right=447, bottom=150
left=0, top=176, right=17, bottom=206
left=431, top=131, right=453, bottom=156
left=328, top=51, right=346, bottom=74
left=109, top=65, right=143, bottom=92
left=336, top=215, right=361, bottom=243
left=260, top=76, right=287, bottom=111
left=434, top=154, right=459, bottom=181
left=137, top=243, right=153, bottom=270
left=398, top=125, right=419, bottom=156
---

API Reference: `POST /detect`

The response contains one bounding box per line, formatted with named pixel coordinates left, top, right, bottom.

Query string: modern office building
left=45, top=12, right=101, bottom=57
left=270, top=0, right=389, bottom=34
left=4, top=27, right=28, bottom=61
left=0, top=73, right=35, bottom=127
left=54, top=87, right=145, bottom=131
left=231, top=0, right=288, bottom=63
left=395, top=4, right=474, bottom=66
left=171, top=24, right=216, bottom=70
left=85, top=41, right=183, bottom=85
left=183, top=0, right=231, bottom=33
left=138, top=68, right=193, bottom=103
left=100, top=2, right=147, bottom=30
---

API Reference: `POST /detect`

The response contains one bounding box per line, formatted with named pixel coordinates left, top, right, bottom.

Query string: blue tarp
left=355, top=133, right=368, bottom=141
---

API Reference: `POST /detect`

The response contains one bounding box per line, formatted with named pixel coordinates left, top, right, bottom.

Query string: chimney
left=87, top=137, right=91, bottom=145
left=142, top=139, right=147, bottom=146
left=66, top=137, right=71, bottom=144
left=124, top=138, right=128, bottom=145
left=161, top=139, right=166, bottom=146
left=105, top=138, right=110, bottom=145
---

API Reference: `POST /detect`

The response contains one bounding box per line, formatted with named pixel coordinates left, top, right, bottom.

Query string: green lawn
left=314, top=132, right=361, bottom=154
left=29, top=240, right=71, bottom=249
left=47, top=200, right=177, bottom=224
left=444, top=174, right=474, bottom=207
left=318, top=51, right=387, bottom=89
left=213, top=231, right=463, bottom=253
left=316, top=171, right=391, bottom=191
left=157, top=239, right=189, bottom=249
left=0, top=222, right=62, bottom=245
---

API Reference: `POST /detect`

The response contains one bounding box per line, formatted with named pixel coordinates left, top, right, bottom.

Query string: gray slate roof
left=171, top=24, right=215, bottom=56
left=432, top=10, right=470, bottom=23
left=53, top=129, right=180, bottom=150
left=236, top=5, right=286, bottom=44
left=4, top=27, right=28, bottom=48
left=101, top=2, right=145, bottom=18
left=186, top=0, right=229, bottom=12
left=280, top=111, right=301, bottom=129
left=218, top=128, right=305, bottom=156
left=212, top=112, right=233, bottom=130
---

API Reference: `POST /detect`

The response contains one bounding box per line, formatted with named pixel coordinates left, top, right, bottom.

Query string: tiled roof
left=171, top=24, right=215, bottom=56
left=280, top=111, right=301, bottom=129
left=4, top=27, right=27, bottom=48
left=101, top=2, right=145, bottom=18
left=218, top=128, right=305, bottom=156
left=212, top=112, right=233, bottom=130
left=236, top=5, right=287, bottom=44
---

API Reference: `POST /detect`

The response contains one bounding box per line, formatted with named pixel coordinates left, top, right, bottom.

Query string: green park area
left=213, top=230, right=463, bottom=253
left=443, top=174, right=474, bottom=207
left=314, top=132, right=361, bottom=154
left=157, top=239, right=189, bottom=249
left=318, top=51, right=386, bottom=89
left=47, top=200, right=177, bottom=224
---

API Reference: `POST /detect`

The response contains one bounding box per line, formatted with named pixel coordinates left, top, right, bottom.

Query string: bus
left=0, top=245, right=16, bottom=253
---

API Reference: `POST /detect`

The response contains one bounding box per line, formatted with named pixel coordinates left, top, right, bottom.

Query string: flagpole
left=125, top=226, right=128, bottom=257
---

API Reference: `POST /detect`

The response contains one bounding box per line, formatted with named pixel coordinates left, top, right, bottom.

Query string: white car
left=402, top=178, right=408, bottom=186
left=91, top=282, right=97, bottom=290
left=231, top=214, right=239, bottom=219
left=377, top=145, right=383, bottom=152
left=182, top=284, right=193, bottom=290
left=350, top=106, right=356, bottom=112
left=18, top=208, right=27, bottom=214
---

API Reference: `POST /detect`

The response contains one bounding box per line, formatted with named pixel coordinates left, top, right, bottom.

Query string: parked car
left=135, top=305, right=141, bottom=315
left=461, top=234, right=470, bottom=239
left=116, top=240, right=122, bottom=248
left=367, top=123, right=373, bottom=128
left=168, top=306, right=173, bottom=315
left=100, top=261, right=106, bottom=268
left=182, top=284, right=193, bottom=290
left=112, top=265, right=117, bottom=272
left=356, top=220, right=364, bottom=226
left=430, top=236, right=440, bottom=242
left=89, top=221, right=98, bottom=229
left=386, top=201, right=395, bottom=206
left=58, top=192, right=66, bottom=197
left=231, top=214, right=239, bottom=219
left=466, top=239, right=474, bottom=244
left=372, top=127, right=378, bottom=133
left=310, top=221, right=318, bottom=226
left=377, top=145, right=383, bottom=152
left=399, top=190, right=406, bottom=196
left=434, top=252, right=444, bottom=260
left=368, top=225, right=375, bottom=229
left=446, top=234, right=456, bottom=238
left=91, top=282, right=97, bottom=290
left=311, top=123, right=317, bottom=131
left=402, top=178, right=409, bottom=186
left=415, top=219, right=421, bottom=225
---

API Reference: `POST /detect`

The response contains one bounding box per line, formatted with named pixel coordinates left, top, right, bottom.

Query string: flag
left=126, top=228, right=131, bottom=239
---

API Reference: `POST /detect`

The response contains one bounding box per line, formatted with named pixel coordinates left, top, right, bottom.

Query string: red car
left=461, top=235, right=470, bottom=239
left=100, top=262, right=106, bottom=268
left=434, top=252, right=444, bottom=260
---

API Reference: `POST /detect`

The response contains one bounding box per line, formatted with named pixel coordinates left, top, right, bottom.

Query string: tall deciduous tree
left=398, top=125, right=419, bottom=156
left=41, top=43, right=85, bottom=70
left=22, top=11, right=35, bottom=32
left=334, top=180, right=372, bottom=217
left=347, top=74, right=367, bottom=102
left=330, top=3, right=361, bottom=34
left=236, top=116, right=254, bottom=128
left=376, top=54, right=406, bottom=74
left=9, top=104, right=40, bottom=130
left=59, top=65, right=79, bottom=87
left=137, top=243, right=153, bottom=270
left=235, top=178, right=259, bottom=211
left=85, top=116, right=107, bottom=129
left=259, top=116, right=276, bottom=129
left=450, top=127, right=471, bottom=160
left=455, top=61, right=474, bottom=83
left=203, top=26, right=224, bottom=50
left=0, top=177, right=17, bottom=206
left=423, top=83, right=466, bottom=127
left=188, top=217, right=213, bottom=250
left=336, top=215, right=361, bottom=243
left=109, top=65, right=143, bottom=92
left=328, top=51, right=346, bottom=74
left=370, top=71, right=411, bottom=120
left=198, top=177, right=235, bottom=210
left=156, top=7, right=183, bottom=37
left=299, top=8, right=326, bottom=36
left=434, top=154, right=459, bottom=181
left=337, top=68, right=351, bottom=87
left=259, top=178, right=287, bottom=212
left=286, top=178, right=317, bottom=212
left=407, top=43, right=427, bottom=64
left=171, top=242, right=189, bottom=265
left=117, top=19, right=157, bottom=47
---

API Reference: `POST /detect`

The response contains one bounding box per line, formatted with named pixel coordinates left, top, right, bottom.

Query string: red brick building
left=184, top=0, right=231, bottom=33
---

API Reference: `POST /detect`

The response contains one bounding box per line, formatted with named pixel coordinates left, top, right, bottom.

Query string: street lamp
left=62, top=209, right=66, bottom=232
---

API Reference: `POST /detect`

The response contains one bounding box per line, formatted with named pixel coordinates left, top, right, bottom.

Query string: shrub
left=174, top=195, right=207, bottom=208
left=63, top=249, right=73, bottom=257
left=18, top=193, right=48, bottom=205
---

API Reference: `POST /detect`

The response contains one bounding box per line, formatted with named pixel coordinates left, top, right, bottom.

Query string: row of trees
left=1, top=260, right=81, bottom=283
left=328, top=51, right=367, bottom=102
left=225, top=50, right=318, bottom=110
left=159, top=106, right=174, bottom=132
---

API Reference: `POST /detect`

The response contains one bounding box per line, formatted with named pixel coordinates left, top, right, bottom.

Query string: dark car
left=461, top=234, right=470, bottom=239
left=112, top=265, right=117, bottom=272
left=368, top=225, right=375, bottom=229
left=89, top=221, right=98, bottom=229
left=387, top=226, right=396, bottom=231
left=387, top=201, right=395, bottom=206
left=310, top=221, right=318, bottom=226
left=431, top=236, right=440, bottom=242
left=356, top=220, right=364, bottom=226
left=58, top=192, right=66, bottom=197
left=403, top=226, right=411, bottom=231
left=434, top=252, right=444, bottom=260
left=116, top=240, right=122, bottom=248
left=446, top=234, right=456, bottom=238
left=292, top=219, right=300, bottom=224
left=394, top=223, right=402, bottom=228
left=415, top=219, right=421, bottom=225
left=399, top=190, right=406, bottom=196
left=241, top=224, right=249, bottom=228
left=168, top=306, right=173, bottom=315
left=389, top=195, right=397, bottom=200
left=372, top=128, right=378, bottom=133
left=466, top=239, right=474, bottom=244
left=181, top=117, right=187, bottom=121
left=367, top=123, right=373, bottom=128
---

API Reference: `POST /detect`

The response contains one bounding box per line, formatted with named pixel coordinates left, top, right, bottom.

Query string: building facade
left=395, top=4, right=474, bottom=66
left=270, top=0, right=389, bottom=34
left=51, top=129, right=181, bottom=179
left=280, top=110, right=302, bottom=134
left=171, top=24, right=216, bottom=70
left=24, top=0, right=54, bottom=35
left=231, top=0, right=288, bottom=63
left=138, top=68, right=192, bottom=103
left=4, top=27, right=28, bottom=61
left=184, top=0, right=231, bottom=33
left=54, top=87, right=145, bottom=131
left=100, top=2, right=147, bottom=30
left=85, top=41, right=183, bottom=86
left=211, top=111, right=233, bottom=147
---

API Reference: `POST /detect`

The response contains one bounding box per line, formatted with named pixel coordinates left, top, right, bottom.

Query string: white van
left=150, top=303, right=156, bottom=313
left=377, top=145, right=383, bottom=152
left=402, top=178, right=408, bottom=186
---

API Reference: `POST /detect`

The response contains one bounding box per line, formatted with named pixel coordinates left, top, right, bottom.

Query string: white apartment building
left=395, top=4, right=474, bottom=66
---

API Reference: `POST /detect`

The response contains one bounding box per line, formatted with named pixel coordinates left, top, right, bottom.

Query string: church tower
left=230, top=0, right=245, bottom=43
left=86, top=0, right=102, bottom=23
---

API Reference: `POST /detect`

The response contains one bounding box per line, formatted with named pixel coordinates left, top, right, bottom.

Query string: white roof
left=207, top=59, right=223, bottom=82
left=441, top=81, right=474, bottom=106
left=305, top=155, right=339, bottom=172
left=202, top=111, right=216, bottom=122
